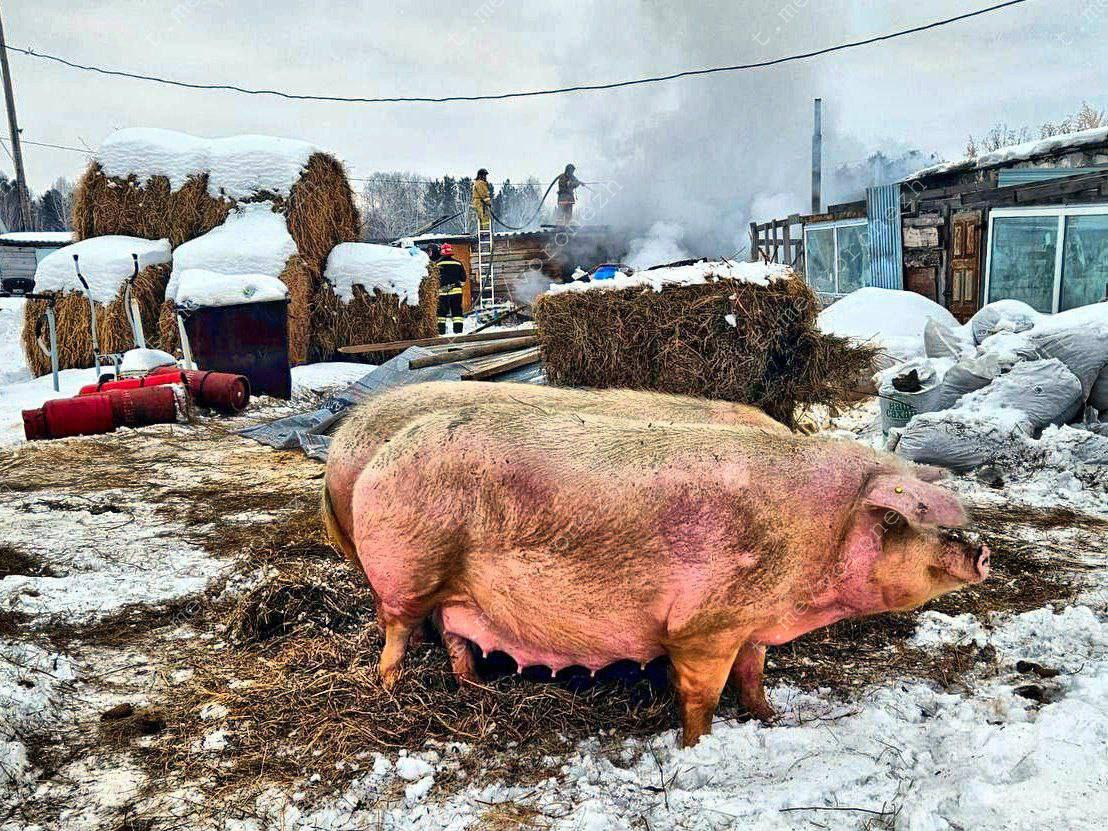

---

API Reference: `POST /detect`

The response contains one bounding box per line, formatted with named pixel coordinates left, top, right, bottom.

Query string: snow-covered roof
left=546, top=259, right=790, bottom=295
left=33, top=236, right=171, bottom=303
left=0, top=231, right=74, bottom=247
left=324, top=242, right=428, bottom=306
left=906, top=126, right=1108, bottom=182
left=97, top=127, right=320, bottom=201
left=167, top=203, right=297, bottom=300
left=173, top=269, right=289, bottom=308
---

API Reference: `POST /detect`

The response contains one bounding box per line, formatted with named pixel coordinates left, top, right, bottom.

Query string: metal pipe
left=46, top=304, right=58, bottom=392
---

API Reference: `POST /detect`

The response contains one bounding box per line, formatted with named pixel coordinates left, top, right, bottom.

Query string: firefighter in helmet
left=471, top=169, right=492, bottom=230
left=555, top=164, right=583, bottom=226
left=436, top=243, right=467, bottom=335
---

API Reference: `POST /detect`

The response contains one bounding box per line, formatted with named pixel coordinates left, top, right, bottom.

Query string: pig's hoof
left=745, top=701, right=777, bottom=724
left=379, top=665, right=402, bottom=690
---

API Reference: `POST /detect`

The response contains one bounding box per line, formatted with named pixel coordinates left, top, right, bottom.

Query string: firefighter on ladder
left=471, top=168, right=492, bottom=230
left=436, top=243, right=467, bottom=335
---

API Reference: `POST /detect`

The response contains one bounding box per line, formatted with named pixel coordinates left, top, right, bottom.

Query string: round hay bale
left=532, top=273, right=875, bottom=426
left=20, top=262, right=172, bottom=376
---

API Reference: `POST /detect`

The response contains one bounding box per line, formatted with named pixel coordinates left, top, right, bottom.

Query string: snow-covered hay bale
left=20, top=236, right=172, bottom=376
left=156, top=203, right=324, bottom=364
left=312, top=242, right=439, bottom=360
left=71, top=128, right=358, bottom=270
left=533, top=261, right=876, bottom=426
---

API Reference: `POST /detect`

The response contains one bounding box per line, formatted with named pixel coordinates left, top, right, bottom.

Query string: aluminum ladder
left=474, top=218, right=496, bottom=309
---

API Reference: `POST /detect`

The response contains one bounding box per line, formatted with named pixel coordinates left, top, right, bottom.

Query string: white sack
left=924, top=318, right=973, bottom=360
left=969, top=299, right=1042, bottom=344
left=957, top=358, right=1083, bottom=432
left=894, top=408, right=1029, bottom=472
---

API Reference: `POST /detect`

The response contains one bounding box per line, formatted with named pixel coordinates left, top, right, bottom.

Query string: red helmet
left=440, top=243, right=454, bottom=257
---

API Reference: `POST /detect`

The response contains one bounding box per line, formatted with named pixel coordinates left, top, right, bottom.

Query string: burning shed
left=406, top=226, right=617, bottom=309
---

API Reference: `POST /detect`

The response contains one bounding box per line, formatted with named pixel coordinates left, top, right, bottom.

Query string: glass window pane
left=1061, top=214, right=1108, bottom=311
left=836, top=224, right=872, bottom=294
left=988, top=216, right=1058, bottom=312
left=805, top=228, right=835, bottom=293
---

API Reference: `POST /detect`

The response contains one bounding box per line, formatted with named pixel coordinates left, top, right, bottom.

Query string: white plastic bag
left=924, top=318, right=973, bottom=360
left=969, top=299, right=1042, bottom=344
left=876, top=358, right=949, bottom=431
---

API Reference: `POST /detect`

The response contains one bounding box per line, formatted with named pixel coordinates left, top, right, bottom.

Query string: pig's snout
left=939, top=528, right=990, bottom=585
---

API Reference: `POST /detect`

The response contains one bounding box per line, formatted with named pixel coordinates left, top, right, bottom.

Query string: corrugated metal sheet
left=997, top=166, right=1108, bottom=187
left=865, top=184, right=903, bottom=289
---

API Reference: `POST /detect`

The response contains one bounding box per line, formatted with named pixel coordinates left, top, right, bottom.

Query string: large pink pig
left=346, top=402, right=988, bottom=747
left=323, top=381, right=786, bottom=563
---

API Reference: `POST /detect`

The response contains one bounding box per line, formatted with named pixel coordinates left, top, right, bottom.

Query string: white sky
left=4, top=0, right=1105, bottom=247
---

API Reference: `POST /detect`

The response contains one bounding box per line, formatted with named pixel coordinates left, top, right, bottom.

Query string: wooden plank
left=406, top=336, right=538, bottom=369
left=460, top=346, right=541, bottom=380
left=339, top=326, right=536, bottom=355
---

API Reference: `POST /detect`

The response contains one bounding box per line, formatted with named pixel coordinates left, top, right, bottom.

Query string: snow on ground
left=0, top=297, right=30, bottom=387
left=324, top=242, right=429, bottom=305
left=818, top=287, right=961, bottom=361
left=98, top=127, right=318, bottom=201
left=548, top=259, right=790, bottom=295
left=281, top=603, right=1108, bottom=831
left=1, top=364, right=1106, bottom=829
left=33, top=236, right=173, bottom=303
left=0, top=367, right=96, bottom=447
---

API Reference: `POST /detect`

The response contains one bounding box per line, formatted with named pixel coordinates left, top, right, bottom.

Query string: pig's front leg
left=669, top=643, right=741, bottom=748
left=729, top=641, right=776, bottom=723
left=378, top=617, right=417, bottom=690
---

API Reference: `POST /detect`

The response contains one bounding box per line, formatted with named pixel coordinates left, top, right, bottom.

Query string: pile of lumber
left=339, top=327, right=538, bottom=381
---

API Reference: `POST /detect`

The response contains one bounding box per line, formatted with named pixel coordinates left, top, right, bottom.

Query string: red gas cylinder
left=23, top=385, right=181, bottom=441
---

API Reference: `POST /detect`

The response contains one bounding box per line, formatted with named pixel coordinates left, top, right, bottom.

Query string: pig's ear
left=913, top=464, right=949, bottom=483
left=862, top=474, right=966, bottom=528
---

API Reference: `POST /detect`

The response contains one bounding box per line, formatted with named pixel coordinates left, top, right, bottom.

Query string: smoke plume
left=554, top=1, right=934, bottom=262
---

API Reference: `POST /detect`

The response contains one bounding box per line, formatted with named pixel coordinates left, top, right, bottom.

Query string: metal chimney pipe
left=811, top=98, right=822, bottom=215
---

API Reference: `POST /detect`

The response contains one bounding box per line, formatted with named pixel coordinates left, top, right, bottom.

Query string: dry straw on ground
left=20, top=263, right=172, bottom=376
left=533, top=272, right=876, bottom=427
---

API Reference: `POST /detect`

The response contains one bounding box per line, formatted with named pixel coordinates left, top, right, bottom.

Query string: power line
left=0, top=136, right=88, bottom=153
left=5, top=1, right=1029, bottom=105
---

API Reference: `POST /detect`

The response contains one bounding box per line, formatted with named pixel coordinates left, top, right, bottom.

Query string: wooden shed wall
left=0, top=247, right=41, bottom=282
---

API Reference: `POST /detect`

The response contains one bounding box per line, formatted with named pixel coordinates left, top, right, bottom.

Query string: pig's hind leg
left=729, top=641, right=776, bottom=723
left=668, top=641, right=742, bottom=748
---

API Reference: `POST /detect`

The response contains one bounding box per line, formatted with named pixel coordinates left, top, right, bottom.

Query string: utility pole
left=811, top=98, right=822, bottom=215
left=0, top=3, right=32, bottom=231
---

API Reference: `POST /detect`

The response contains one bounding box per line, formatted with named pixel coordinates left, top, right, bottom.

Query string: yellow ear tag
left=894, top=486, right=904, bottom=494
